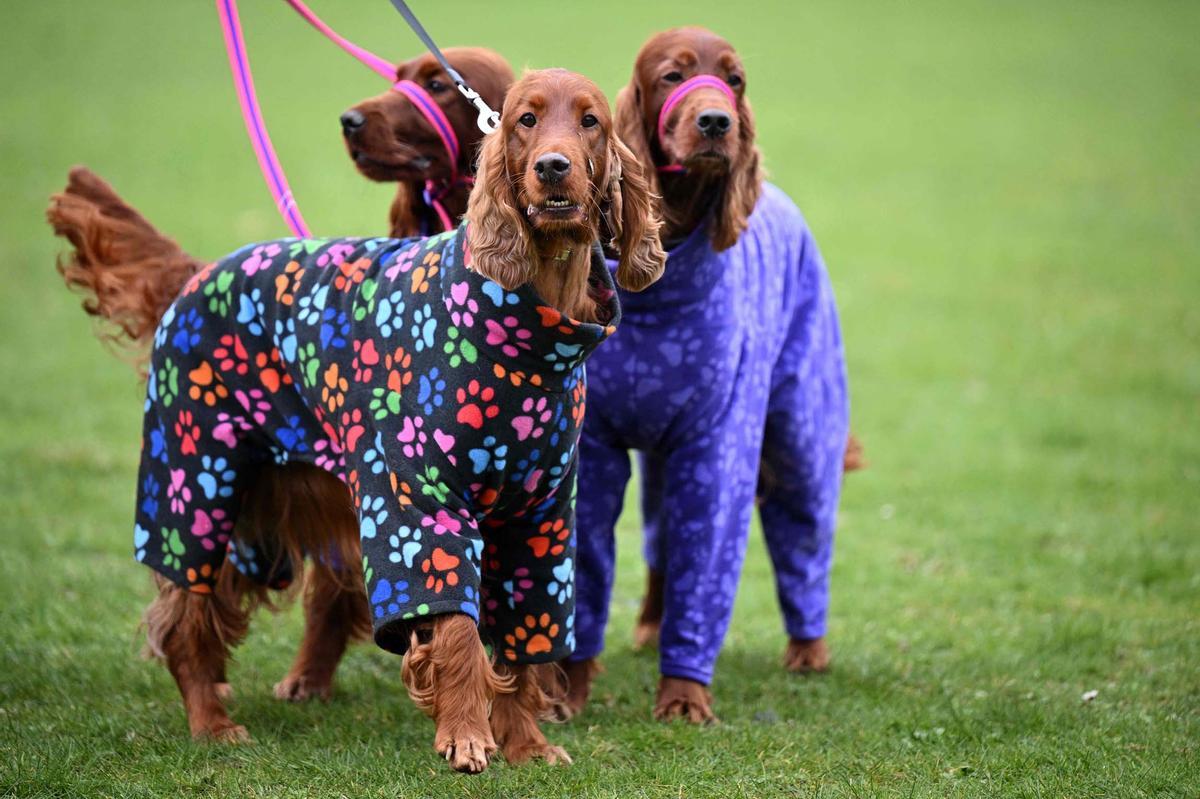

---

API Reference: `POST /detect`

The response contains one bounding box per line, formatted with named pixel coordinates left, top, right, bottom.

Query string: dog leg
left=632, top=569, right=664, bottom=651
left=402, top=614, right=507, bottom=773
left=274, top=565, right=370, bottom=701
left=144, top=573, right=252, bottom=742
left=490, top=662, right=571, bottom=765
left=551, top=657, right=601, bottom=721
left=654, top=676, right=717, bottom=725
left=784, top=637, right=831, bottom=674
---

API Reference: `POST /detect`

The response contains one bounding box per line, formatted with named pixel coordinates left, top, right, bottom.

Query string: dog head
left=466, top=68, right=664, bottom=293
left=615, top=27, right=762, bottom=250
left=340, top=47, right=513, bottom=182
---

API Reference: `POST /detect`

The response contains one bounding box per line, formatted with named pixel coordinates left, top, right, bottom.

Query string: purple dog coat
left=572, top=183, right=849, bottom=684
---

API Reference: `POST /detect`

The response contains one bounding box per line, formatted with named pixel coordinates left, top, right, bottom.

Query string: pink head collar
left=656, top=74, right=737, bottom=144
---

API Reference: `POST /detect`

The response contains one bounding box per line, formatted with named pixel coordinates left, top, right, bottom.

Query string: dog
left=49, top=68, right=663, bottom=771
left=559, top=27, right=851, bottom=723
left=340, top=48, right=513, bottom=238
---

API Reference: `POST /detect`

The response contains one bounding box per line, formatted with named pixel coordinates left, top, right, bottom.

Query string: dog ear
left=464, top=128, right=535, bottom=289
left=711, top=93, right=762, bottom=251
left=606, top=134, right=666, bottom=292
left=387, top=183, right=420, bottom=239
left=614, top=83, right=660, bottom=199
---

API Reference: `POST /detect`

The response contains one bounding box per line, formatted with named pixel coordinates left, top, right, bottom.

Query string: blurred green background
left=1, top=1, right=1197, bottom=796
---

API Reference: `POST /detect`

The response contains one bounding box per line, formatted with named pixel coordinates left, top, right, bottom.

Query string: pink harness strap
left=656, top=75, right=737, bottom=175
left=216, top=0, right=468, bottom=235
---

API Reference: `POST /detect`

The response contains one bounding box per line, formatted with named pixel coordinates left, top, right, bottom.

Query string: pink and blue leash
left=216, top=0, right=493, bottom=237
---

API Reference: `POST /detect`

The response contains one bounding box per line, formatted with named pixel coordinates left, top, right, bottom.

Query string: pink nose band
left=656, top=74, right=737, bottom=143
left=391, top=79, right=460, bottom=170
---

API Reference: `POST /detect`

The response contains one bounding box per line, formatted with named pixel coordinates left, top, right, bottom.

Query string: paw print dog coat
left=134, top=225, right=618, bottom=661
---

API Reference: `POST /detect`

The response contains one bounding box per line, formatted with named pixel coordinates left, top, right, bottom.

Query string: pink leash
left=656, top=75, right=737, bottom=175
left=216, top=0, right=470, bottom=236
left=217, top=0, right=311, bottom=237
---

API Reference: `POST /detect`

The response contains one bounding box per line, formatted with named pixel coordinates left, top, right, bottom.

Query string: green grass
left=2, top=1, right=1197, bottom=796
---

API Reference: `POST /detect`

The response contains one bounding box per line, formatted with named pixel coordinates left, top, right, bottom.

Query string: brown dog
left=49, top=68, right=662, bottom=771
left=341, top=48, right=513, bottom=238
left=558, top=27, right=863, bottom=723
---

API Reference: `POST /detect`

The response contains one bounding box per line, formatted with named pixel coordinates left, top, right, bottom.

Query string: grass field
left=2, top=1, right=1198, bottom=796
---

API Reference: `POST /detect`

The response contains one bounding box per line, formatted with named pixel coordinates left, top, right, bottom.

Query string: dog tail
left=47, top=166, right=203, bottom=357
left=843, top=433, right=867, bottom=472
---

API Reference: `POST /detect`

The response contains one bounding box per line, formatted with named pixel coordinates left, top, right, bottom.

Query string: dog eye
left=727, top=74, right=743, bottom=88
left=663, top=71, right=684, bottom=83
left=519, top=112, right=537, bottom=128
left=427, top=79, right=447, bottom=92
left=581, top=114, right=598, bottom=128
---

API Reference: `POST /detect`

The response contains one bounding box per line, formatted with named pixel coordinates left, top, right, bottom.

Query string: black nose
left=340, top=109, right=365, bottom=137
left=534, top=152, right=571, bottom=184
left=696, top=109, right=732, bottom=138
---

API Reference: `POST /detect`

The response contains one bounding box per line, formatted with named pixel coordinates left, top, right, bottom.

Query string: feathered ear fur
left=465, top=129, right=535, bottom=289
left=605, top=135, right=666, bottom=292
left=614, top=84, right=660, bottom=200
left=711, top=93, right=762, bottom=252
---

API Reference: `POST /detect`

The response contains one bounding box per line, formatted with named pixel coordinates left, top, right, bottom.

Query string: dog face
left=340, top=48, right=513, bottom=182
left=628, top=28, right=748, bottom=172
left=467, top=69, right=664, bottom=292
left=615, top=27, right=762, bottom=250
left=505, top=69, right=613, bottom=240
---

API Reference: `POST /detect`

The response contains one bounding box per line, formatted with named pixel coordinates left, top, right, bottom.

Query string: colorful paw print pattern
left=573, top=184, right=851, bottom=685
left=133, top=224, right=620, bottom=663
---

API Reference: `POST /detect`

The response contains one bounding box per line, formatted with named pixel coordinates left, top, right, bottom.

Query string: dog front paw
left=436, top=726, right=497, bottom=774
left=273, top=672, right=332, bottom=702
left=194, top=720, right=251, bottom=744
left=784, top=637, right=831, bottom=674
left=654, top=677, right=717, bottom=725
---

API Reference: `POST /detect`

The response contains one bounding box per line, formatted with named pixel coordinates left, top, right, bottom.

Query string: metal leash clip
left=455, top=83, right=500, bottom=134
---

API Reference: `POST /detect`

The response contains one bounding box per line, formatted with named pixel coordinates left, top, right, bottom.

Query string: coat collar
left=437, top=223, right=620, bottom=391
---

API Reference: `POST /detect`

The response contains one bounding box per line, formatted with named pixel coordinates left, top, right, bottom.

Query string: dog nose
left=696, top=109, right=732, bottom=138
left=534, top=153, right=571, bottom=184
left=340, top=109, right=366, bottom=137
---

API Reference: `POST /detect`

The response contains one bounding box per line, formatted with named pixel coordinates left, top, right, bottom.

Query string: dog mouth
left=682, top=150, right=730, bottom=170
left=350, top=152, right=436, bottom=172
left=526, top=195, right=584, bottom=219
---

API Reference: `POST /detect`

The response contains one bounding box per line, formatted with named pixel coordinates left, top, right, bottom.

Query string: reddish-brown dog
left=48, top=68, right=662, bottom=771
left=558, top=27, right=864, bottom=724
left=341, top=48, right=513, bottom=237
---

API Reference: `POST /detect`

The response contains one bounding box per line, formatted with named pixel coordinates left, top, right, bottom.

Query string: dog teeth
left=544, top=199, right=572, bottom=208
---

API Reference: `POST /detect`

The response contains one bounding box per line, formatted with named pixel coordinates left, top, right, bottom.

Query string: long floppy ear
left=387, top=183, right=420, bottom=238
left=614, top=84, right=660, bottom=199
left=711, top=94, right=763, bottom=251
left=607, top=134, right=666, bottom=292
left=464, top=128, right=534, bottom=289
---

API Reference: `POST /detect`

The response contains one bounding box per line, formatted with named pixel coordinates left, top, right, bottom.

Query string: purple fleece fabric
left=572, top=183, right=849, bottom=684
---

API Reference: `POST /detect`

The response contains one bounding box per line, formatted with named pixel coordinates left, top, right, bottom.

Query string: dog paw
left=784, top=637, right=831, bottom=674
left=273, top=673, right=332, bottom=702
left=552, top=658, right=597, bottom=721
left=631, top=619, right=660, bottom=651
left=195, top=721, right=251, bottom=744
left=436, top=728, right=497, bottom=774
left=503, top=741, right=572, bottom=766
left=654, top=677, right=717, bottom=725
